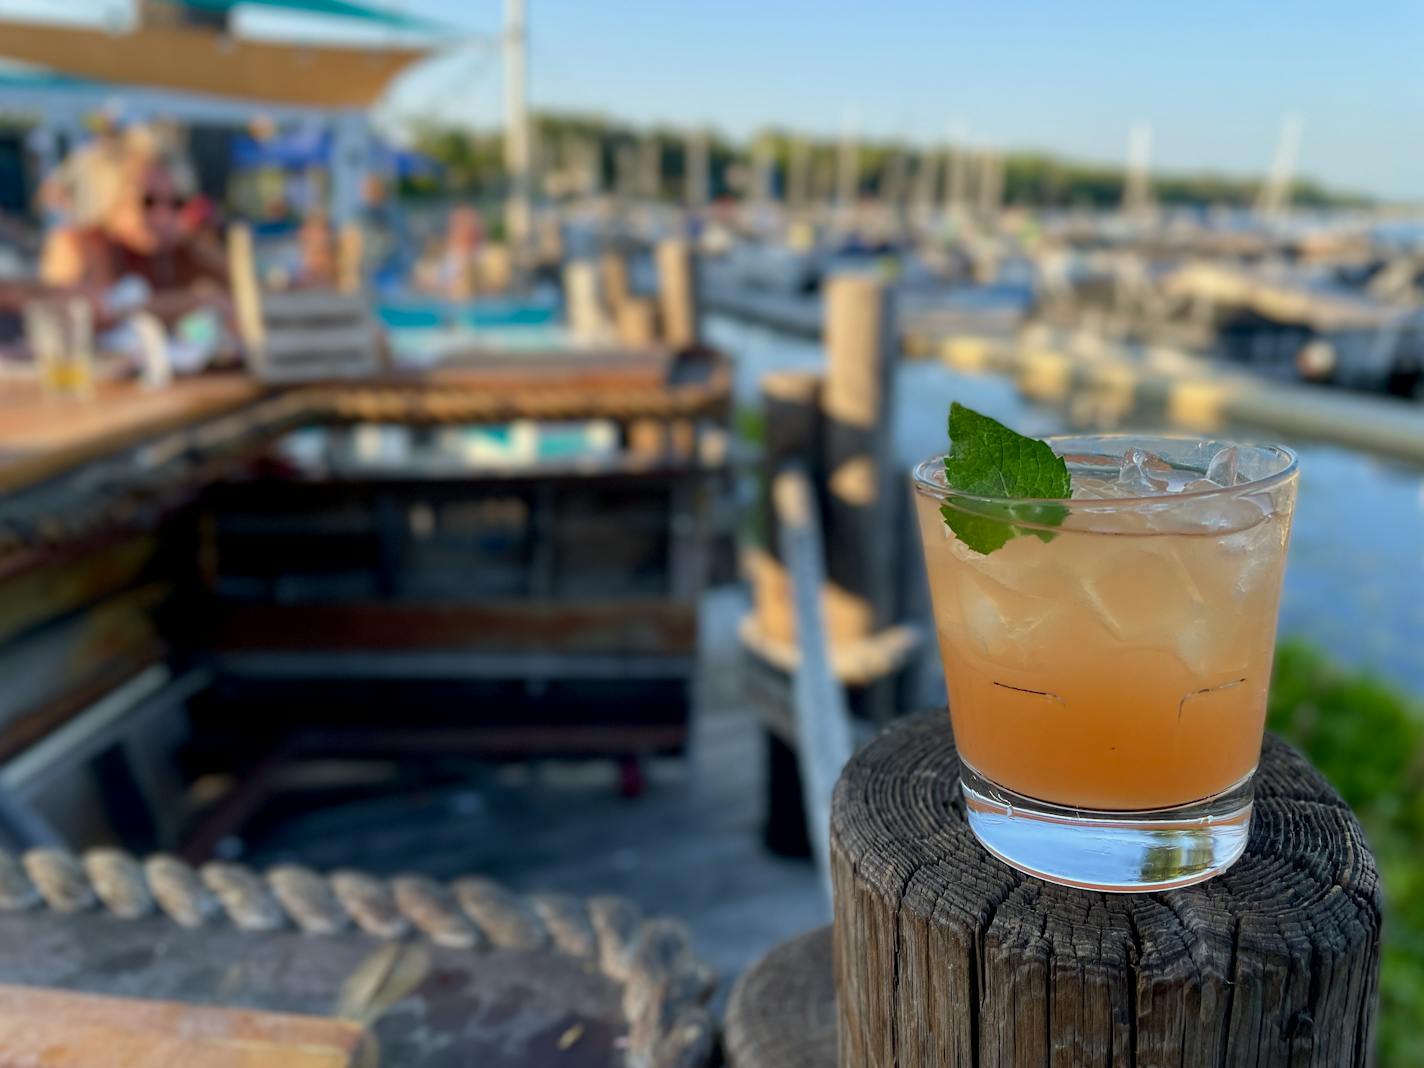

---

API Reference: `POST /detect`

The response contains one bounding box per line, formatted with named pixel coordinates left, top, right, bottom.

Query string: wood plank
left=0, top=910, right=631, bottom=1068
left=213, top=600, right=697, bottom=655
left=0, top=984, right=367, bottom=1068
left=773, top=466, right=853, bottom=901
left=0, top=535, right=156, bottom=646
left=0, top=583, right=168, bottom=748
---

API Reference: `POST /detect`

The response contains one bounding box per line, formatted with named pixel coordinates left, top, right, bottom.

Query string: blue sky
left=4, top=1, right=1422, bottom=199
left=405, top=0, right=1424, bottom=201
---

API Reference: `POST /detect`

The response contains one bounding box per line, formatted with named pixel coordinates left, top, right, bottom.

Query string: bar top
left=0, top=375, right=264, bottom=494
left=0, top=348, right=728, bottom=497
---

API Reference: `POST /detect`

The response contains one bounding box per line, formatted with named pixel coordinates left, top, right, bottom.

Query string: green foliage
left=1268, top=640, right=1424, bottom=1065
left=401, top=111, right=1370, bottom=208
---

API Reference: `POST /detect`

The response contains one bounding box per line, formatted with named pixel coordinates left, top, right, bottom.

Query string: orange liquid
left=915, top=493, right=1290, bottom=810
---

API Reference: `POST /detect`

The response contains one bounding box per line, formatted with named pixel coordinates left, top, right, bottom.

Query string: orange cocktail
left=914, top=435, right=1298, bottom=891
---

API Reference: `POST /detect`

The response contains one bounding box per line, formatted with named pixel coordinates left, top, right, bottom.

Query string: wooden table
left=725, top=714, right=1383, bottom=1068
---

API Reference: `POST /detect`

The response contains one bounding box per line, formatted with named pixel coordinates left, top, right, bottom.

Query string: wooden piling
left=563, top=259, right=608, bottom=342
left=726, top=716, right=1385, bottom=1068
left=599, top=251, right=631, bottom=317
left=819, top=275, right=899, bottom=642
left=829, top=717, right=1383, bottom=1068
left=655, top=239, right=700, bottom=350
left=614, top=297, right=658, bottom=349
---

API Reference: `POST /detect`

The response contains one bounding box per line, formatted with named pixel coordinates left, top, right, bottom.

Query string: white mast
left=787, top=136, right=810, bottom=215
left=1123, top=121, right=1153, bottom=217
left=945, top=122, right=970, bottom=219
left=503, top=0, right=531, bottom=252
left=837, top=107, right=860, bottom=221
left=1257, top=114, right=1303, bottom=219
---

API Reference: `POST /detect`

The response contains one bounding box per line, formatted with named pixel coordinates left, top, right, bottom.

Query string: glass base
left=960, top=761, right=1254, bottom=892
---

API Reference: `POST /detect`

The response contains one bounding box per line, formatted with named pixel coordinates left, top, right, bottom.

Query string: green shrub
left=1268, top=640, right=1424, bottom=1066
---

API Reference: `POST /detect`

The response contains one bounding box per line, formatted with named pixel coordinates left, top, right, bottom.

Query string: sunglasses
left=142, top=193, right=188, bottom=212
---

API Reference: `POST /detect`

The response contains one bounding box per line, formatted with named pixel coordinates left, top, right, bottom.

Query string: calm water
left=708, top=315, right=1424, bottom=697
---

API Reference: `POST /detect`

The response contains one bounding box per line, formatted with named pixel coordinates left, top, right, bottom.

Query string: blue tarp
left=231, top=129, right=440, bottom=179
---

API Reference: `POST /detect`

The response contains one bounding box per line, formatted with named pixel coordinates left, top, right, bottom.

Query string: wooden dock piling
left=599, top=250, right=630, bottom=317
left=726, top=716, right=1385, bottom=1068
left=655, top=239, right=700, bottom=350
left=820, top=275, right=899, bottom=645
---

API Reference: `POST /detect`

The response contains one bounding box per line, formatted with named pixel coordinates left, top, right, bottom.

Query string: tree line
left=405, top=112, right=1369, bottom=210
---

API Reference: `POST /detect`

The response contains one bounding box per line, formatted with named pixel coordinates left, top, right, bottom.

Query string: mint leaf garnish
left=941, top=402, right=1070, bottom=555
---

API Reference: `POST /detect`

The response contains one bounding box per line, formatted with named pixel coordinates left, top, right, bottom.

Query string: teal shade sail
left=155, top=0, right=447, bottom=32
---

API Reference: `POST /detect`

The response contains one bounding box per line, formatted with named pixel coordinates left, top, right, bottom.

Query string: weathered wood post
left=599, top=249, right=631, bottom=318
left=725, top=715, right=1385, bottom=1068
left=563, top=259, right=609, bottom=342
left=615, top=297, right=658, bottom=349
left=819, top=275, right=899, bottom=694
left=655, top=238, right=700, bottom=350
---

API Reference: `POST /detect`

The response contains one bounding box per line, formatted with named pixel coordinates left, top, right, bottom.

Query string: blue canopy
left=232, top=128, right=440, bottom=179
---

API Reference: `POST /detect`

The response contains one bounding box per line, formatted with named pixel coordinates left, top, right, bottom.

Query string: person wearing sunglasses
left=40, top=149, right=230, bottom=330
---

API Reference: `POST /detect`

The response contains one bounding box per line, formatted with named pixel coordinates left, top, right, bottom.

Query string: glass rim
left=912, top=433, right=1299, bottom=509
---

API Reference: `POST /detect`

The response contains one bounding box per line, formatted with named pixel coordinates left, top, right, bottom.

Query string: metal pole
left=330, top=112, right=372, bottom=225
left=1123, top=121, right=1153, bottom=217
left=837, top=107, right=860, bottom=223
left=946, top=123, right=970, bottom=219
left=788, top=136, right=810, bottom=216
left=503, top=0, right=531, bottom=254
left=686, top=129, right=709, bottom=210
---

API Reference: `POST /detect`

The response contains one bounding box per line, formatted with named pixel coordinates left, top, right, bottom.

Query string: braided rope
left=0, top=847, right=715, bottom=1068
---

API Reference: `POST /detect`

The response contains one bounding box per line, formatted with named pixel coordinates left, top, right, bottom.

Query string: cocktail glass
left=913, top=435, right=1298, bottom=891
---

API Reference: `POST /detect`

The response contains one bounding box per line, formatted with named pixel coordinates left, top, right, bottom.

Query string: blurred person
left=295, top=209, right=338, bottom=288
left=414, top=206, right=483, bottom=299
left=40, top=149, right=229, bottom=326
left=36, top=112, right=136, bottom=229
left=32, top=144, right=235, bottom=375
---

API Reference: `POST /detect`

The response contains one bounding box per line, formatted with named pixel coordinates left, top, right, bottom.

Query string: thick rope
left=0, top=846, right=715, bottom=1067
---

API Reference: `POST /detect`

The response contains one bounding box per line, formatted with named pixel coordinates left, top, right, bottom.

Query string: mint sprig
left=940, top=402, right=1070, bottom=554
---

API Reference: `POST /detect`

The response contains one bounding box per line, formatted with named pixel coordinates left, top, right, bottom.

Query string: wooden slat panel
left=262, top=291, right=372, bottom=321
left=0, top=535, right=156, bottom=646
left=213, top=600, right=697, bottom=655
left=263, top=327, right=380, bottom=360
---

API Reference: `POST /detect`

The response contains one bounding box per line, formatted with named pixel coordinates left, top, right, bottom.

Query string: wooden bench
left=725, top=714, right=1383, bottom=1067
